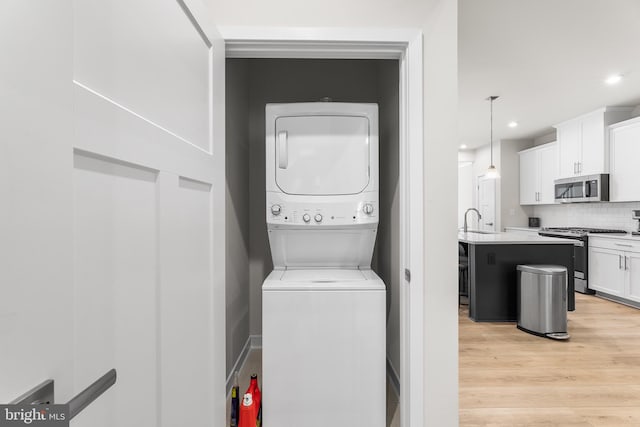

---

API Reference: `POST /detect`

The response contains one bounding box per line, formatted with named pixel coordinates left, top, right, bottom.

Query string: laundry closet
left=225, top=58, right=401, bottom=419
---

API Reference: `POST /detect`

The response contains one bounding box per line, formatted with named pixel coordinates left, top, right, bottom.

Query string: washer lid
left=264, top=269, right=385, bottom=291
left=267, top=227, right=376, bottom=269
left=274, top=115, right=370, bottom=195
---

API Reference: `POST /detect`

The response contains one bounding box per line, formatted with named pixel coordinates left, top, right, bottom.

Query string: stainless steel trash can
left=516, top=265, right=570, bottom=340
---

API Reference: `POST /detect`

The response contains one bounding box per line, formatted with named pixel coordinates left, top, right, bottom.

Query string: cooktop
left=542, top=227, right=627, bottom=234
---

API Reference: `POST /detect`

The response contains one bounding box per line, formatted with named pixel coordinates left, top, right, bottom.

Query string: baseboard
left=387, top=357, right=400, bottom=398
left=595, top=291, right=640, bottom=310
left=226, top=335, right=263, bottom=396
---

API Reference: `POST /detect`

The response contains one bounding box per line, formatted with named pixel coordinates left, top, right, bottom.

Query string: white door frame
left=218, top=27, right=424, bottom=427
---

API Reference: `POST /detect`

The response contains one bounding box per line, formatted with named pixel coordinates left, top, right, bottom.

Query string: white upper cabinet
left=518, top=142, right=558, bottom=205
left=609, top=116, right=640, bottom=202
left=554, top=107, right=634, bottom=179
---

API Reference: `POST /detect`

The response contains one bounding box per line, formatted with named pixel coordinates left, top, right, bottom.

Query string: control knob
left=314, top=214, right=323, bottom=223
left=363, top=203, right=374, bottom=215
left=271, top=204, right=282, bottom=216
left=302, top=213, right=311, bottom=223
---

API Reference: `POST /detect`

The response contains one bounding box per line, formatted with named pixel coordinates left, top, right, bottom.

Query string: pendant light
left=486, top=95, right=500, bottom=179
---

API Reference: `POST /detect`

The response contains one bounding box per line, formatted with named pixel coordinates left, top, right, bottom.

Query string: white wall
left=472, top=140, right=535, bottom=231
left=500, top=139, right=534, bottom=229
left=533, top=131, right=557, bottom=146
left=472, top=143, right=501, bottom=229
left=458, top=159, right=474, bottom=228
left=209, top=1, right=459, bottom=424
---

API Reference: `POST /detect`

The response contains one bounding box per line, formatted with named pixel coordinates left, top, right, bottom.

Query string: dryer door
left=275, top=115, right=370, bottom=195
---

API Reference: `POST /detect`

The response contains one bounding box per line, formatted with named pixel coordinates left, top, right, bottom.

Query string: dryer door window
left=274, top=115, right=370, bottom=195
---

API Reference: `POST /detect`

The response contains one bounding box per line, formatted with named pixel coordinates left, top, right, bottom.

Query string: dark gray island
left=459, top=232, right=575, bottom=322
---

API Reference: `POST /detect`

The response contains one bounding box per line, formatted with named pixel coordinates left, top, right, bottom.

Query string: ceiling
left=459, top=0, right=640, bottom=149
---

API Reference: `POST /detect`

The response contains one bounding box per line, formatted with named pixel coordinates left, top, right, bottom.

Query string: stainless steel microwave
left=554, top=174, right=609, bottom=203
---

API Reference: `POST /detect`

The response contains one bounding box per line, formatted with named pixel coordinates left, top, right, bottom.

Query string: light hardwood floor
left=460, top=293, right=640, bottom=426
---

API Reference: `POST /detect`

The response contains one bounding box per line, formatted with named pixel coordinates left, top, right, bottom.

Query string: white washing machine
left=262, top=102, right=385, bottom=427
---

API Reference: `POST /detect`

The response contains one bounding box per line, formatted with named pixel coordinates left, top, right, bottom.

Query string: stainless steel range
left=538, top=227, right=627, bottom=294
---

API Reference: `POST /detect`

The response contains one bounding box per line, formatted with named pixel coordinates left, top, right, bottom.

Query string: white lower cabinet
left=589, top=247, right=626, bottom=296
left=627, top=252, right=640, bottom=303
left=589, top=237, right=640, bottom=303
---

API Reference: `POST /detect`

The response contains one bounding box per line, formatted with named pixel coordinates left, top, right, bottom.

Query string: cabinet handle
left=619, top=254, right=623, bottom=269
left=578, top=162, right=582, bottom=174
left=625, top=256, right=629, bottom=270
left=615, top=243, right=633, bottom=247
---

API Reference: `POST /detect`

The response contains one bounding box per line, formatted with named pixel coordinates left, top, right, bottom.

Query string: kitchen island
left=459, top=231, right=575, bottom=322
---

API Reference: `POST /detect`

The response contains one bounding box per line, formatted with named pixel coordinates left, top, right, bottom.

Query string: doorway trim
left=219, top=26, right=424, bottom=427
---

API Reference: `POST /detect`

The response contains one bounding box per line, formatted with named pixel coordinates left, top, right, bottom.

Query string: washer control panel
left=266, top=195, right=378, bottom=226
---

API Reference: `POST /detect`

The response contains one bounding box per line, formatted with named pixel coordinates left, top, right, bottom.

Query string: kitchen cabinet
left=518, top=142, right=558, bottom=205
left=589, top=237, right=640, bottom=303
left=554, top=107, right=634, bottom=179
left=609, top=117, right=640, bottom=202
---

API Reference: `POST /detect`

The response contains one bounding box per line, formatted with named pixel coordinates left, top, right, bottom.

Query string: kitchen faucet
left=463, top=208, right=482, bottom=233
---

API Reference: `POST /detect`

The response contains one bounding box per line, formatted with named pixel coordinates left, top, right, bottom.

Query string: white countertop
left=587, top=233, right=640, bottom=242
left=504, top=227, right=541, bottom=232
left=458, top=231, right=575, bottom=245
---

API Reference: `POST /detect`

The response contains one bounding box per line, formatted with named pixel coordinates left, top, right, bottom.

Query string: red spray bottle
left=238, top=373, right=261, bottom=427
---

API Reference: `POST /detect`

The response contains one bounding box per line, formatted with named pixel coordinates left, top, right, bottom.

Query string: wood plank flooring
left=460, top=293, right=640, bottom=426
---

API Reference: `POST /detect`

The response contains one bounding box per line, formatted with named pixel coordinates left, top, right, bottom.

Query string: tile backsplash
left=533, top=202, right=640, bottom=231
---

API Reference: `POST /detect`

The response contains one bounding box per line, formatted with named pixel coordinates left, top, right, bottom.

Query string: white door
left=609, top=122, right=640, bottom=202
left=588, top=247, right=625, bottom=296
left=557, top=121, right=581, bottom=178
left=0, top=0, right=75, bottom=405
left=477, top=176, right=496, bottom=231
left=625, top=252, right=640, bottom=303
left=579, top=113, right=605, bottom=175
left=1, top=1, right=226, bottom=426
left=519, top=150, right=537, bottom=205
left=537, top=143, right=558, bottom=204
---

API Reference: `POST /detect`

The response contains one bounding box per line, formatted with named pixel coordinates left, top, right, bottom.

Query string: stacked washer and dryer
left=262, top=102, right=386, bottom=427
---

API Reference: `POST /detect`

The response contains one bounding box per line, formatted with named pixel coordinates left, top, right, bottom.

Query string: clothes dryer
left=262, top=103, right=385, bottom=427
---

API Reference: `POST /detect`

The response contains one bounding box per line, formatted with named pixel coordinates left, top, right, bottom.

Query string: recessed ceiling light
left=508, top=121, right=518, bottom=128
left=605, top=74, right=623, bottom=85
left=459, top=144, right=467, bottom=149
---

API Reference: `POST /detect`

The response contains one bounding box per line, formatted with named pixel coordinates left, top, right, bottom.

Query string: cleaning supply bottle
left=247, top=374, right=261, bottom=410
left=230, top=371, right=240, bottom=427
left=247, top=373, right=261, bottom=426
left=238, top=393, right=258, bottom=427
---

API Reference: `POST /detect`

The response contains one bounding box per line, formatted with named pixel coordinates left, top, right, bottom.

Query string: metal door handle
left=9, top=369, right=117, bottom=421
left=277, top=131, right=288, bottom=169
left=68, top=369, right=117, bottom=420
